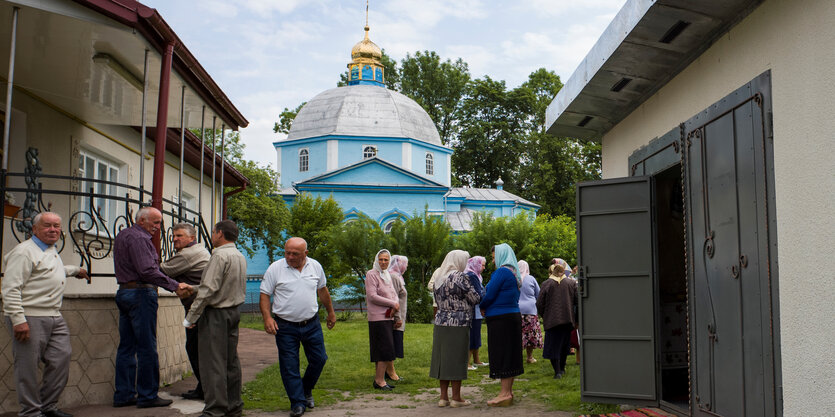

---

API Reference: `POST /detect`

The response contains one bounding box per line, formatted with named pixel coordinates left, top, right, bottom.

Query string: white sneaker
left=476, top=362, right=489, bottom=367
left=467, top=365, right=477, bottom=370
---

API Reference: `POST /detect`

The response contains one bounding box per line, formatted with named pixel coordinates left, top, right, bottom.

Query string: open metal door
left=577, top=176, right=658, bottom=406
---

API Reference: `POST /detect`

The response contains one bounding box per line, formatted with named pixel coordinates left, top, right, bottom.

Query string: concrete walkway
left=2, top=328, right=574, bottom=417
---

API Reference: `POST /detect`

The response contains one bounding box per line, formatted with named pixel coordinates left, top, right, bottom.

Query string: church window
left=375, top=67, right=383, bottom=82
left=299, top=148, right=309, bottom=172
left=425, top=153, right=434, bottom=175
left=363, top=145, right=377, bottom=159
left=362, top=65, right=373, bottom=80
left=350, top=65, right=359, bottom=81
left=383, top=220, right=396, bottom=234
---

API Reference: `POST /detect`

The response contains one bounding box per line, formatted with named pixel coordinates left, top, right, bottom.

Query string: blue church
left=247, top=25, right=538, bottom=276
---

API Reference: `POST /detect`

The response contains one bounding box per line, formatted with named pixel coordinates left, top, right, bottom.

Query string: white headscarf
left=430, top=250, right=470, bottom=288
left=373, top=249, right=392, bottom=283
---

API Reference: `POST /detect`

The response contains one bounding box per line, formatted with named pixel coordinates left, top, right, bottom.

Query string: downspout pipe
left=151, top=41, right=176, bottom=251
left=222, top=184, right=246, bottom=220
left=2, top=7, right=19, bottom=171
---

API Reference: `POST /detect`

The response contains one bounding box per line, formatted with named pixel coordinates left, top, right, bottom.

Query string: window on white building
left=363, top=145, right=377, bottom=159
left=78, top=150, right=123, bottom=229
left=425, top=153, right=434, bottom=175
left=299, top=148, right=309, bottom=172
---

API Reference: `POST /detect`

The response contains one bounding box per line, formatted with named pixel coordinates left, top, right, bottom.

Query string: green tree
left=399, top=51, right=470, bottom=145
left=273, top=102, right=306, bottom=135
left=286, top=192, right=346, bottom=287
left=451, top=76, right=533, bottom=190
left=328, top=213, right=387, bottom=306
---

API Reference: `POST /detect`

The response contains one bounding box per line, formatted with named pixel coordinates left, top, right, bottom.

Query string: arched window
left=299, top=148, right=309, bottom=172
left=363, top=145, right=377, bottom=159
left=383, top=220, right=396, bottom=234
left=425, top=153, right=434, bottom=175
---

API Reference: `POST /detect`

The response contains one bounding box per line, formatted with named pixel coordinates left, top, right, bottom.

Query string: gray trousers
left=198, top=306, right=243, bottom=417
left=5, top=316, right=71, bottom=417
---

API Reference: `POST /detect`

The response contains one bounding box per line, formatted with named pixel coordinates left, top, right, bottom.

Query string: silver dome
left=285, top=85, right=442, bottom=146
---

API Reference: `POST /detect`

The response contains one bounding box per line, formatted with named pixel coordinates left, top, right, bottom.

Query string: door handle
left=579, top=266, right=589, bottom=298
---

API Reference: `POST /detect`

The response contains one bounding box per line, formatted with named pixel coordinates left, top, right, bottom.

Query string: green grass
left=241, top=317, right=618, bottom=415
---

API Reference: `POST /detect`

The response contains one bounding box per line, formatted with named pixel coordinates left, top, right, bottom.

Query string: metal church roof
left=284, top=85, right=443, bottom=146
left=447, top=187, right=540, bottom=208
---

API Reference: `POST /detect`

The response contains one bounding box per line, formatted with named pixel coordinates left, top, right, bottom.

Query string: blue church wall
left=313, top=162, right=431, bottom=185
left=410, top=143, right=449, bottom=184
left=338, top=139, right=402, bottom=168
left=278, top=141, right=328, bottom=186
left=298, top=188, right=447, bottom=224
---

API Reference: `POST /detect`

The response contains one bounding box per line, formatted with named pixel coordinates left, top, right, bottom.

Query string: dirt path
left=2, top=328, right=574, bottom=417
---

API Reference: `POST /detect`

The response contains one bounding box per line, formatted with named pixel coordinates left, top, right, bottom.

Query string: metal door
left=577, top=176, right=658, bottom=405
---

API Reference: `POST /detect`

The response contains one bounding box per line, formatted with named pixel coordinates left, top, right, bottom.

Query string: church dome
left=285, top=84, right=443, bottom=146
left=351, top=26, right=382, bottom=61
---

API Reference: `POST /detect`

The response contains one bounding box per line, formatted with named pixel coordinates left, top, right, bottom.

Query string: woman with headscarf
left=480, top=243, right=523, bottom=407
left=429, top=250, right=481, bottom=408
left=536, top=262, right=578, bottom=379
left=552, top=257, right=581, bottom=363
left=365, top=249, right=400, bottom=390
left=385, top=255, right=409, bottom=382
left=518, top=260, right=543, bottom=363
left=464, top=256, right=488, bottom=370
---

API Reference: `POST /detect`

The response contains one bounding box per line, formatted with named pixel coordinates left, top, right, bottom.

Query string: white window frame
left=362, top=145, right=377, bottom=159
left=77, top=149, right=124, bottom=230
left=299, top=148, right=309, bottom=172
left=425, top=152, right=434, bottom=175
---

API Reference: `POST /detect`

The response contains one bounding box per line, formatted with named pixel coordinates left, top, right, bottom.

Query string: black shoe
left=42, top=409, right=73, bottom=417
left=289, top=404, right=306, bottom=417
left=373, top=381, right=394, bottom=391
left=305, top=393, right=315, bottom=409
left=112, top=398, right=137, bottom=408
left=554, top=372, right=564, bottom=379
left=137, top=397, right=173, bottom=408
left=385, top=373, right=403, bottom=383
left=181, top=389, right=204, bottom=400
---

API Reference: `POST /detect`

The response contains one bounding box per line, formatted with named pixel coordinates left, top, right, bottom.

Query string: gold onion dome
left=351, top=26, right=382, bottom=62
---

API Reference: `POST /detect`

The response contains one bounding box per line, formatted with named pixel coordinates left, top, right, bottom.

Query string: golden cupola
left=347, top=25, right=385, bottom=86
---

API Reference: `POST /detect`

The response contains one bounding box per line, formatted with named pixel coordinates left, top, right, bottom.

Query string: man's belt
left=273, top=314, right=318, bottom=327
left=119, top=281, right=155, bottom=289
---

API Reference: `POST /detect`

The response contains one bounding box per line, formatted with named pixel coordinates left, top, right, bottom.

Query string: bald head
left=284, top=237, right=308, bottom=270
left=135, top=207, right=162, bottom=236
left=32, top=212, right=62, bottom=246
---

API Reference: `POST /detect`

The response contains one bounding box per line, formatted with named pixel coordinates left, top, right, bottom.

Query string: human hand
left=76, top=268, right=90, bottom=283
left=264, top=316, right=278, bottom=335
left=13, top=322, right=30, bottom=342
left=392, top=302, right=400, bottom=312
left=176, top=283, right=193, bottom=298
left=326, top=311, right=336, bottom=330
left=394, top=320, right=403, bottom=328
left=480, top=308, right=486, bottom=317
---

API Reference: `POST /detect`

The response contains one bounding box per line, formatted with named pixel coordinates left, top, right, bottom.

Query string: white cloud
left=204, top=0, right=238, bottom=17
left=235, top=0, right=307, bottom=15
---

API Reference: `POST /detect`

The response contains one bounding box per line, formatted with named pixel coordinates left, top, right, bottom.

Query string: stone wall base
left=0, top=295, right=189, bottom=413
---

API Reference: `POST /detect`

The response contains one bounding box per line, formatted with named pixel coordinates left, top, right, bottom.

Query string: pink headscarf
left=389, top=255, right=408, bottom=277
left=464, top=256, right=486, bottom=282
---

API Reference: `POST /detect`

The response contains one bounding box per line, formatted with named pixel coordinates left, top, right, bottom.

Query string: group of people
left=362, top=243, right=579, bottom=408
left=2, top=209, right=578, bottom=417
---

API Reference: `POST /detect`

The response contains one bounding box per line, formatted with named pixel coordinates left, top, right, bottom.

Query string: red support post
left=151, top=41, right=176, bottom=251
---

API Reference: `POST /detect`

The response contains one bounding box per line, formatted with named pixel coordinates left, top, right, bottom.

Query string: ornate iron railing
left=1, top=170, right=214, bottom=278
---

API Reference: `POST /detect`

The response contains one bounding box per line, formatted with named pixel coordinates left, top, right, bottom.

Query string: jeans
left=274, top=317, right=328, bottom=409
left=114, top=288, right=160, bottom=404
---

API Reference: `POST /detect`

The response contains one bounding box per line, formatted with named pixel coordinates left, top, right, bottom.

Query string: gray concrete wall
left=0, top=295, right=189, bottom=413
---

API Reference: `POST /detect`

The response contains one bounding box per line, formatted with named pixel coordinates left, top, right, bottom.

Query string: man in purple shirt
left=112, top=207, right=192, bottom=408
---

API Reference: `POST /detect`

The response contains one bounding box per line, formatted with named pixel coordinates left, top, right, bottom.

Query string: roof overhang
left=545, top=0, right=763, bottom=141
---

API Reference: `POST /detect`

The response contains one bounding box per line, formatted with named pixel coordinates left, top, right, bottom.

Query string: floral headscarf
left=517, top=260, right=531, bottom=279
left=389, top=255, right=408, bottom=277
left=373, top=249, right=392, bottom=283
left=464, top=256, right=486, bottom=282
left=551, top=258, right=572, bottom=278
left=494, top=243, right=520, bottom=287
left=430, top=250, right=470, bottom=288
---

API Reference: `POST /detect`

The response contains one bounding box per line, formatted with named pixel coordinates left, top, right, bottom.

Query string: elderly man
left=183, top=220, right=247, bottom=417
left=160, top=223, right=210, bottom=400
left=260, top=237, right=337, bottom=417
left=2, top=212, right=88, bottom=417
left=112, top=207, right=192, bottom=409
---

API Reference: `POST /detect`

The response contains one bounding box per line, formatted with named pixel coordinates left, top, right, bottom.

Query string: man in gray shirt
left=259, top=237, right=336, bottom=417
left=160, top=223, right=210, bottom=400
left=184, top=220, right=247, bottom=417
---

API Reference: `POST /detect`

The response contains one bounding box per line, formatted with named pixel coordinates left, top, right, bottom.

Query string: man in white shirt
left=259, top=237, right=336, bottom=417
left=2, top=212, right=88, bottom=417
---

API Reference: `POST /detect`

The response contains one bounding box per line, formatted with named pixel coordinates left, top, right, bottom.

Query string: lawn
left=240, top=313, right=617, bottom=415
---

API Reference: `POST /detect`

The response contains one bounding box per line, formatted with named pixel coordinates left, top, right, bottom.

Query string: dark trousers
left=198, top=306, right=243, bottom=417
left=114, top=288, right=160, bottom=404
left=183, top=306, right=201, bottom=393
left=543, top=323, right=573, bottom=373
left=274, top=316, right=328, bottom=410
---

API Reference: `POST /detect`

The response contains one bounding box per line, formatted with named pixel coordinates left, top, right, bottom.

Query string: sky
left=151, top=0, right=627, bottom=169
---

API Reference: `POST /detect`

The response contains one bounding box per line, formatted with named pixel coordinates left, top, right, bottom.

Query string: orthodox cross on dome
left=347, top=0, right=385, bottom=87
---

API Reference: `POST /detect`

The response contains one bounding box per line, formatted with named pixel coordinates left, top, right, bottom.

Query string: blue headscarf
left=493, top=243, right=520, bottom=287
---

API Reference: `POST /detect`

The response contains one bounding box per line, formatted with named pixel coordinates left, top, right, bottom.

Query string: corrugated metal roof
left=445, top=208, right=476, bottom=232
left=447, top=187, right=540, bottom=208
